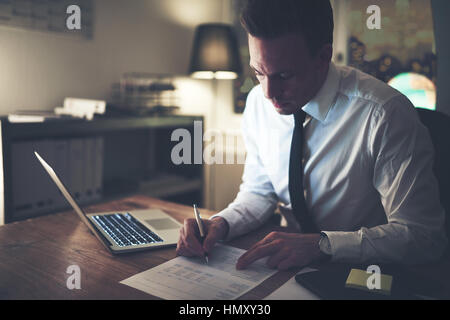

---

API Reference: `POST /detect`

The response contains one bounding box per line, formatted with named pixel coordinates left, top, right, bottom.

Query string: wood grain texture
left=0, top=195, right=296, bottom=299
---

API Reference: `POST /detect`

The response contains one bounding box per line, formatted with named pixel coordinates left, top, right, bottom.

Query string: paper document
left=120, top=244, right=277, bottom=300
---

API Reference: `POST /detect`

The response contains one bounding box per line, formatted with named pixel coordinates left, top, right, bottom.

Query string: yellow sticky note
left=345, top=268, right=393, bottom=295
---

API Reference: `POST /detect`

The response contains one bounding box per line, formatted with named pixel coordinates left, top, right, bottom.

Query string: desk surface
left=0, top=195, right=300, bottom=299
left=1, top=195, right=450, bottom=300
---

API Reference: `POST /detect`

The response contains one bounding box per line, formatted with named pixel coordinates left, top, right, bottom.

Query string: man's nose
left=262, top=77, right=281, bottom=100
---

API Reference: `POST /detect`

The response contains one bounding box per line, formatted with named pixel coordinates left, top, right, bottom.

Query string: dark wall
left=431, top=0, right=450, bottom=116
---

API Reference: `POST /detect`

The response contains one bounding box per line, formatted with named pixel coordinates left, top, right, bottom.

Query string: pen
left=193, top=204, right=209, bottom=264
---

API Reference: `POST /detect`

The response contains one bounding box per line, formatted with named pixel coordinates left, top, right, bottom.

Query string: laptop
left=34, top=151, right=182, bottom=254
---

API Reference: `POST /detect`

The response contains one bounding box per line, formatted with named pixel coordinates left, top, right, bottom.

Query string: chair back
left=416, top=108, right=450, bottom=253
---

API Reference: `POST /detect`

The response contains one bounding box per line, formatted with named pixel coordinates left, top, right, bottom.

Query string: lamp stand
left=208, top=78, right=219, bottom=211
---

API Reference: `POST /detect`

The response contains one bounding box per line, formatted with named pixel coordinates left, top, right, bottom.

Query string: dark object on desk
left=295, top=264, right=443, bottom=300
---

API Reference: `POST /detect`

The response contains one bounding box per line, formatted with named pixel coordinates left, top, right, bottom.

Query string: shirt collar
left=302, top=62, right=340, bottom=123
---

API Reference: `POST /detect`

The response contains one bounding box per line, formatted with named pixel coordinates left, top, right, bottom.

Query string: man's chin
left=273, top=104, right=298, bottom=115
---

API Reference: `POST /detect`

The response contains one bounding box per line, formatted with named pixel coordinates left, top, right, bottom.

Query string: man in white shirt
left=176, top=0, right=447, bottom=269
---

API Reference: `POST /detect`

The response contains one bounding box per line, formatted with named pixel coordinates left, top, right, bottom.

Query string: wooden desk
left=1, top=194, right=449, bottom=300
left=0, top=195, right=299, bottom=299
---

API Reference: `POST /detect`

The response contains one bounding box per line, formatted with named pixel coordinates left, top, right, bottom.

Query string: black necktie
left=289, top=110, right=318, bottom=233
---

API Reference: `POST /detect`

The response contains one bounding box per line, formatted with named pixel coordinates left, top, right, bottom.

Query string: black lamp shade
left=189, top=23, right=242, bottom=79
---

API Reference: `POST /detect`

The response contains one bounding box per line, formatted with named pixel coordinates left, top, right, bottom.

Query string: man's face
left=248, top=33, right=328, bottom=115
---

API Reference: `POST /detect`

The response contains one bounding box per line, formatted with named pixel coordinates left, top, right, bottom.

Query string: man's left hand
left=236, top=232, right=325, bottom=270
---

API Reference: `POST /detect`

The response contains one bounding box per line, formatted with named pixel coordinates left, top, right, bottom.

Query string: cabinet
left=0, top=114, right=204, bottom=224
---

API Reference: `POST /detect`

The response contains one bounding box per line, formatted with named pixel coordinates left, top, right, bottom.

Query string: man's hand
left=236, top=232, right=325, bottom=270
left=176, top=216, right=229, bottom=258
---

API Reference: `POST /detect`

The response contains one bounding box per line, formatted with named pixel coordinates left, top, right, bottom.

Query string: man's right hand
left=176, top=216, right=229, bottom=258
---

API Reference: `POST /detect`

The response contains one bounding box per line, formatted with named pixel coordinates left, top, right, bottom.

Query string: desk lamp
left=189, top=23, right=242, bottom=209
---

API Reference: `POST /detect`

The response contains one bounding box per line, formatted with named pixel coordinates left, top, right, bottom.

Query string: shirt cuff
left=321, top=231, right=362, bottom=262
left=210, top=209, right=242, bottom=241
left=210, top=192, right=277, bottom=241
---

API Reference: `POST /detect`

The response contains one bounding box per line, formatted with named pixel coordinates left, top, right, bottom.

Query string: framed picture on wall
left=231, top=0, right=258, bottom=114
left=0, top=0, right=94, bottom=39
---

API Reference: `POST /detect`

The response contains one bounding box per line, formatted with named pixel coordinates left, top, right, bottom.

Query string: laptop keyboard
left=92, top=213, right=163, bottom=247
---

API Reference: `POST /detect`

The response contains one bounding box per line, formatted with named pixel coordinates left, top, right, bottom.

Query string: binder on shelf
left=68, top=138, right=85, bottom=204
left=84, top=137, right=96, bottom=203
left=31, top=140, right=58, bottom=215
left=11, top=141, right=34, bottom=219
left=93, top=137, right=104, bottom=201
left=52, top=139, right=70, bottom=210
left=10, top=137, right=103, bottom=220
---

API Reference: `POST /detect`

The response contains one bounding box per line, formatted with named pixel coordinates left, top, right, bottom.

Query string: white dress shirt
left=213, top=62, right=447, bottom=264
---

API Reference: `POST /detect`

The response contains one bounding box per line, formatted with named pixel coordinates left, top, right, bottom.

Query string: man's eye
left=254, top=71, right=263, bottom=78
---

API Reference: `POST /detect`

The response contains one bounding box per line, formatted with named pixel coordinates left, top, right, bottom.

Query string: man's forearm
left=211, top=191, right=278, bottom=241
left=323, top=220, right=447, bottom=264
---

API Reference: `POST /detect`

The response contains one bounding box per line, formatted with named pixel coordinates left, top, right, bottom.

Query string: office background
left=0, top=0, right=449, bottom=216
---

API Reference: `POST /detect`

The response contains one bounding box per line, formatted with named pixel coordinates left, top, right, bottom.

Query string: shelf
left=0, top=114, right=204, bottom=224
left=1, top=115, right=203, bottom=140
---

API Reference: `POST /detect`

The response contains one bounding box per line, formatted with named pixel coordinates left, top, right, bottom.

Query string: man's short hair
left=240, top=0, right=334, bottom=56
